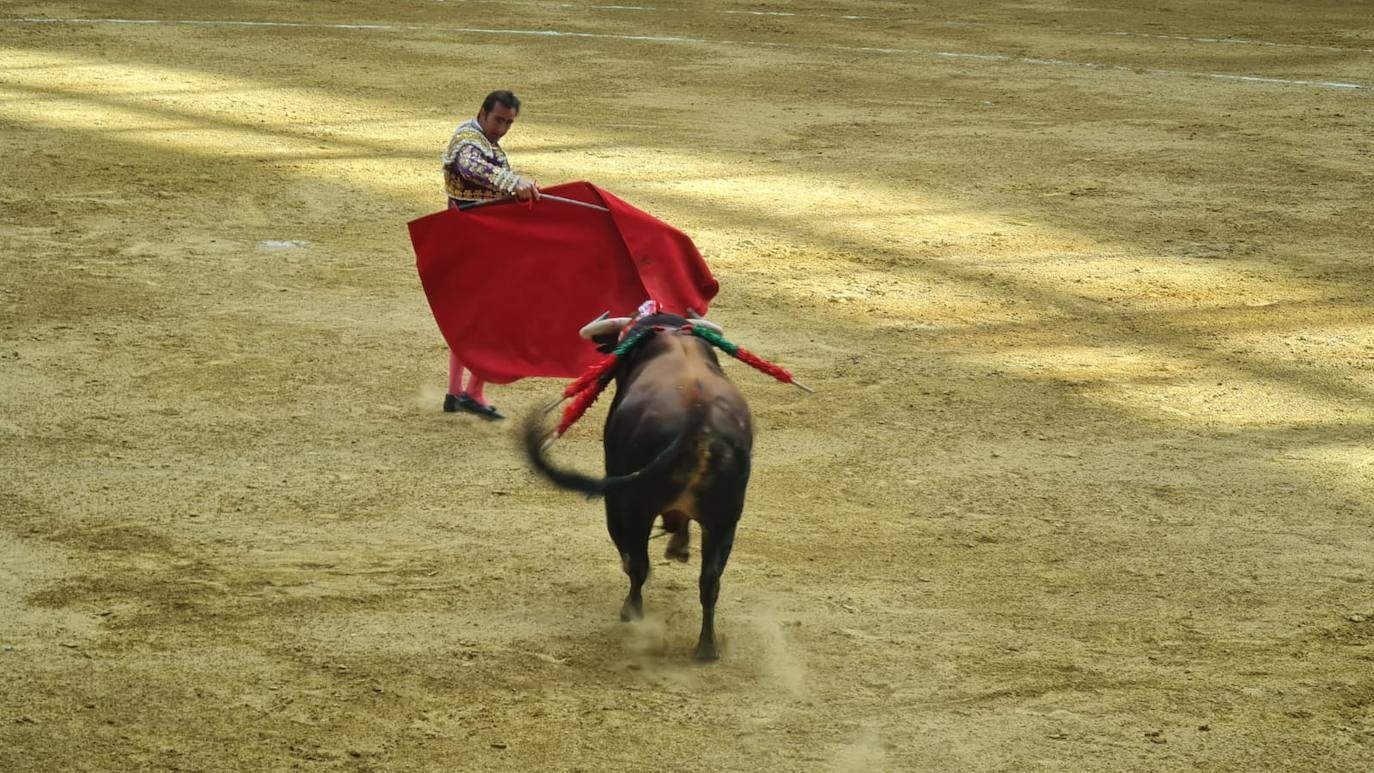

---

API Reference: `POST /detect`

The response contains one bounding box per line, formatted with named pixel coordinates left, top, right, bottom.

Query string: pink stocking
left=466, top=375, right=488, bottom=404
left=447, top=350, right=466, bottom=396
left=448, top=351, right=490, bottom=405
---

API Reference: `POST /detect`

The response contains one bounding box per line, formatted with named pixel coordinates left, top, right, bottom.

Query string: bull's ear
left=579, top=316, right=632, bottom=340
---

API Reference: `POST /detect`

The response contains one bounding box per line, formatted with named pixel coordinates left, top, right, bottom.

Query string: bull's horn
left=579, top=316, right=632, bottom=339
left=686, top=307, right=721, bottom=332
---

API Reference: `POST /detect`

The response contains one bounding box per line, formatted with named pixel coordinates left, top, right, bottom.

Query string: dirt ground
left=2, top=1, right=1372, bottom=770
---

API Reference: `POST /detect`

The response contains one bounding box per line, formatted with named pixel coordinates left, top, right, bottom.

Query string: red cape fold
left=408, top=181, right=718, bottom=384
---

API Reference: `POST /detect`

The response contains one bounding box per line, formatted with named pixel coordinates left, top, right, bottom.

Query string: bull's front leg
left=661, top=510, right=691, bottom=563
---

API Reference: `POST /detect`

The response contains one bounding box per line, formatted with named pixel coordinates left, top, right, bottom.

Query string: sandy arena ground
left=3, top=1, right=1373, bottom=770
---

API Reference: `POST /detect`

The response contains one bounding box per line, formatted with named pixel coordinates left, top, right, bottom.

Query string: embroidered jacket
left=442, top=118, right=521, bottom=202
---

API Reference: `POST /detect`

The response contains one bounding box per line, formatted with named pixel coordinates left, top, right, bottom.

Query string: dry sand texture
left=2, top=1, right=1373, bottom=770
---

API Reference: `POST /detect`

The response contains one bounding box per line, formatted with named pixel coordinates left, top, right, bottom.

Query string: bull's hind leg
left=661, top=510, right=691, bottom=563
left=607, top=497, right=656, bottom=622
left=694, top=521, right=738, bottom=661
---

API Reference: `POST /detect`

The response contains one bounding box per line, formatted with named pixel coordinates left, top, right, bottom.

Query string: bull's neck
left=615, top=330, right=702, bottom=385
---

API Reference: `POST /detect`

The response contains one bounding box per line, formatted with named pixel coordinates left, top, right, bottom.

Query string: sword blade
left=456, top=193, right=609, bottom=213
left=541, top=193, right=610, bottom=212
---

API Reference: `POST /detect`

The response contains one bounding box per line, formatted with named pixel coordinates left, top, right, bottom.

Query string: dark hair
left=481, top=90, right=521, bottom=114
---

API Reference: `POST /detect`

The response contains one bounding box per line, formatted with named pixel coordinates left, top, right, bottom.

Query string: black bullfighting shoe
left=456, top=393, right=505, bottom=421
left=442, top=393, right=462, bottom=413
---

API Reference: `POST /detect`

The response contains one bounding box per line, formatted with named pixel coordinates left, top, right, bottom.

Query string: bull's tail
left=522, top=405, right=706, bottom=499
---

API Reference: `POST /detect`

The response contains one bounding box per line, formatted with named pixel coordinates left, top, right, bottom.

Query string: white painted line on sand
left=456, top=0, right=874, bottom=22
left=438, top=0, right=1374, bottom=46
left=1107, top=31, right=1374, bottom=55
left=259, top=239, right=312, bottom=250
left=6, top=17, right=1365, bottom=90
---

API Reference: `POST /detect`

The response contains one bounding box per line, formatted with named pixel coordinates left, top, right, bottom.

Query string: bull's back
left=611, top=339, right=750, bottom=439
left=605, top=338, right=753, bottom=501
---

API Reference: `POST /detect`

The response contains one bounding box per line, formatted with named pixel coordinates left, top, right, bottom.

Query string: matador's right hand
left=514, top=177, right=541, bottom=202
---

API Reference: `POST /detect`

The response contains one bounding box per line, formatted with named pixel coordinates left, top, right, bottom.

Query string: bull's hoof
left=619, top=600, right=644, bottom=622
left=664, top=535, right=690, bottom=563
left=693, top=640, right=719, bottom=662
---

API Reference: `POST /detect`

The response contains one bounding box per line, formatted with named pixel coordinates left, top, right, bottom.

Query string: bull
left=523, top=308, right=753, bottom=661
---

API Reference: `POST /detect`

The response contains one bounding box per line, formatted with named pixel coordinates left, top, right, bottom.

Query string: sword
left=456, top=193, right=610, bottom=212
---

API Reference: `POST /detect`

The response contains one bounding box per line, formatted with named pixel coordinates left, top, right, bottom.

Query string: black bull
left=523, top=312, right=754, bottom=661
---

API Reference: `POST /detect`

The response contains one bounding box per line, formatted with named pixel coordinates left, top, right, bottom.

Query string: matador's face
left=477, top=104, right=518, bottom=144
